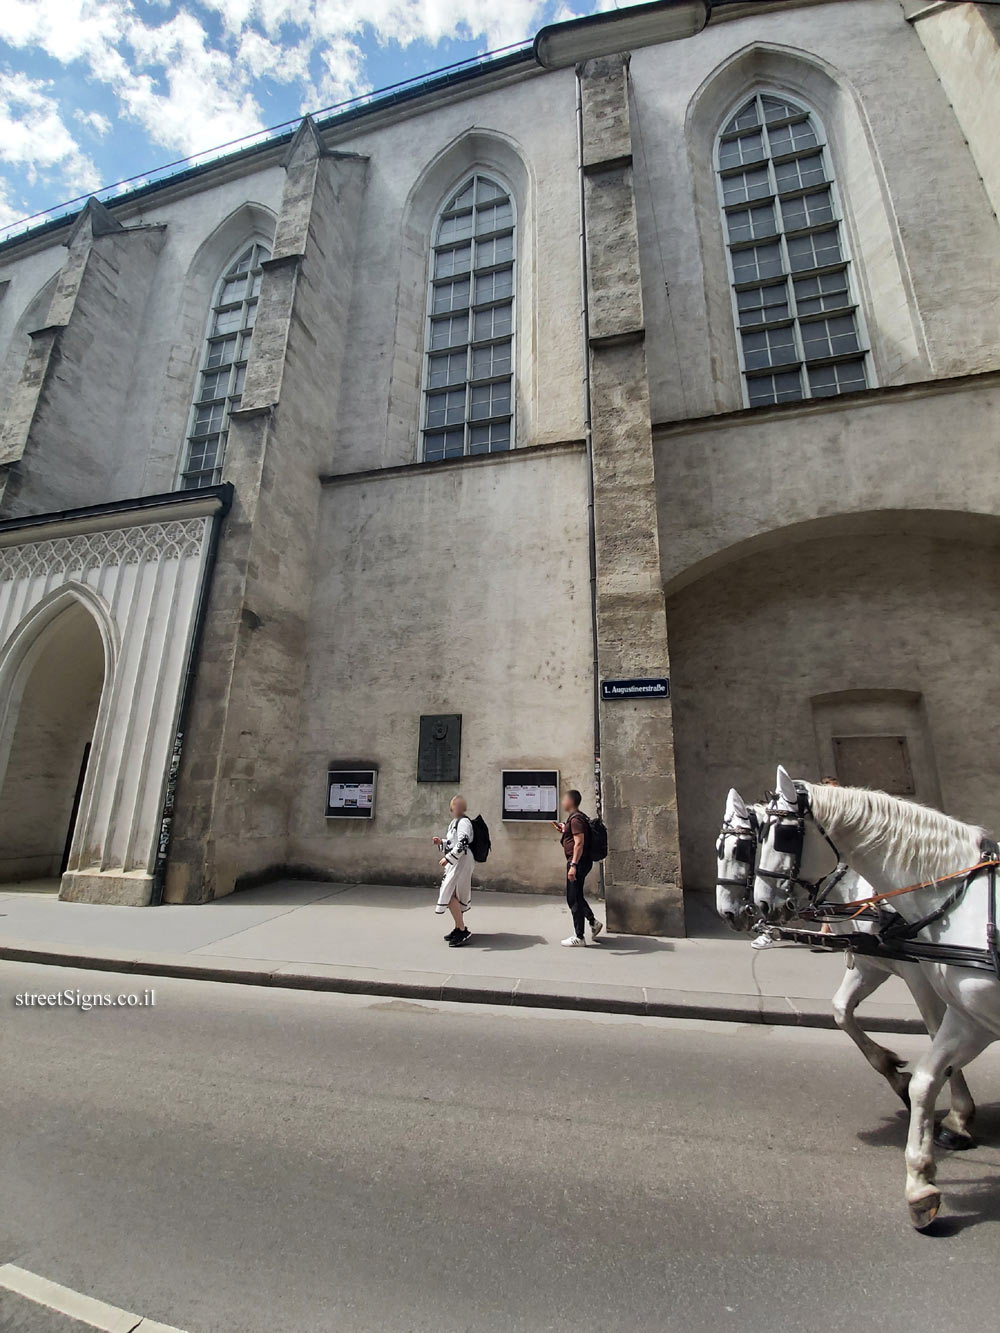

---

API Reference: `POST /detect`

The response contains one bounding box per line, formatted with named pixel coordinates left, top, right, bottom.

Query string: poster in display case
left=501, top=769, right=560, bottom=822
left=326, top=769, right=377, bottom=819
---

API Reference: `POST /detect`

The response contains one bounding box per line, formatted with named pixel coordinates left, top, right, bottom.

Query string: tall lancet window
left=422, top=174, right=515, bottom=461
left=716, top=94, right=871, bottom=407
left=181, top=241, right=270, bottom=488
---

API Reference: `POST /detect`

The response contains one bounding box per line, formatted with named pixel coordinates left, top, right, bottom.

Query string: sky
left=0, top=0, right=636, bottom=240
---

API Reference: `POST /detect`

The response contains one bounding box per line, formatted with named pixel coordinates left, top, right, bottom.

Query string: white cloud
left=0, top=70, right=100, bottom=194
left=74, top=107, right=112, bottom=136
left=0, top=180, right=27, bottom=232
left=0, top=0, right=595, bottom=226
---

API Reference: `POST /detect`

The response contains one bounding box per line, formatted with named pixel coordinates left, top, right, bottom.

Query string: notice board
left=326, top=769, right=377, bottom=819
left=501, top=770, right=560, bottom=822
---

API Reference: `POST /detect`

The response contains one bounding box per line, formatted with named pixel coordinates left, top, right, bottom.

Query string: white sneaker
left=751, top=932, right=774, bottom=950
left=561, top=935, right=586, bottom=947
left=590, top=920, right=604, bottom=941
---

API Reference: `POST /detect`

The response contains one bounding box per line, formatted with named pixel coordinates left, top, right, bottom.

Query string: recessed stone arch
left=386, top=130, right=535, bottom=463
left=684, top=41, right=928, bottom=412
left=663, top=507, right=1000, bottom=598
left=183, top=203, right=277, bottom=313
left=664, top=510, right=1000, bottom=893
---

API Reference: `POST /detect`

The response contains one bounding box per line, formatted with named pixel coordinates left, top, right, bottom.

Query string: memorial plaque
left=417, top=714, right=462, bottom=783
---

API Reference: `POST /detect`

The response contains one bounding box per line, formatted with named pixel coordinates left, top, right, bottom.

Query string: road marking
left=0, top=1264, right=187, bottom=1333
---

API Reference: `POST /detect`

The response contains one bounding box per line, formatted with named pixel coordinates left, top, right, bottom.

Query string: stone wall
left=581, top=55, right=683, bottom=936
left=653, top=374, right=1000, bottom=590
left=164, top=126, right=369, bottom=902
left=905, top=1, right=1000, bottom=229
left=630, top=0, right=1000, bottom=426
left=0, top=202, right=167, bottom=516
left=321, top=67, right=584, bottom=475
left=288, top=442, right=594, bottom=893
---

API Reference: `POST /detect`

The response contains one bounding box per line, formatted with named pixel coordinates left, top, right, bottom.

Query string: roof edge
left=0, top=47, right=536, bottom=261
left=0, top=484, right=234, bottom=545
left=534, top=0, right=710, bottom=68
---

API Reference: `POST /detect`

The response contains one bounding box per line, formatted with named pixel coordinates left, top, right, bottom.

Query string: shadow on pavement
left=854, top=1101, right=1000, bottom=1235
left=467, top=933, right=549, bottom=951
left=601, top=935, right=675, bottom=955
left=925, top=1175, right=1000, bottom=1235
left=857, top=1101, right=1000, bottom=1153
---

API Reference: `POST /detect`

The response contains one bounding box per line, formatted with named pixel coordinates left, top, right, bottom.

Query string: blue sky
left=0, top=0, right=632, bottom=239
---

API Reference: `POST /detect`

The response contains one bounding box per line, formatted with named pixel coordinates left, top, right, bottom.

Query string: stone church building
left=0, top=0, right=997, bottom=935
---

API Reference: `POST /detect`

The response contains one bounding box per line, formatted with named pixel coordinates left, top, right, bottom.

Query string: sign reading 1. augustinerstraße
left=601, top=678, right=670, bottom=701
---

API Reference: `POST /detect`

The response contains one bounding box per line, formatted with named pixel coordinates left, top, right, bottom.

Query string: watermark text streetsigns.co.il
left=13, top=989, right=156, bottom=1011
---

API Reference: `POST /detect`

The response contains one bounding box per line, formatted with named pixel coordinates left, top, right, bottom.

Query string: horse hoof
left=908, top=1190, right=942, bottom=1231
left=935, top=1127, right=976, bottom=1151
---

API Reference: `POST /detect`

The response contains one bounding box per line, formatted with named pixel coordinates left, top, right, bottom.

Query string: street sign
left=601, top=677, right=670, bottom=701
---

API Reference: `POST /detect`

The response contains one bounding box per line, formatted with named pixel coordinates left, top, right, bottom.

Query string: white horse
left=755, top=765, right=1000, bottom=1228
left=716, top=787, right=975, bottom=1134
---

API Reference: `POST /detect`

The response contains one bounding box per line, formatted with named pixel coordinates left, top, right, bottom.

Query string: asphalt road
left=2, top=961, right=1000, bottom=1333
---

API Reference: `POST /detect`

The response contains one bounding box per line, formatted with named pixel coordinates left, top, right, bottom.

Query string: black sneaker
left=449, top=928, right=471, bottom=948
left=444, top=927, right=460, bottom=941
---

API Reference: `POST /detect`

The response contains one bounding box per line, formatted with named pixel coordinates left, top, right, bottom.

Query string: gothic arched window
left=422, top=174, right=515, bottom=461
left=716, top=94, right=871, bottom=407
left=181, top=241, right=270, bottom=488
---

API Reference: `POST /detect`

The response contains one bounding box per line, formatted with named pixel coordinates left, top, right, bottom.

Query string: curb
left=0, top=940, right=925, bottom=1034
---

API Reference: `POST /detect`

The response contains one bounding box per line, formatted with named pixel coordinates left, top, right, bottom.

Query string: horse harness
left=715, top=805, right=761, bottom=897
left=761, top=782, right=1000, bottom=975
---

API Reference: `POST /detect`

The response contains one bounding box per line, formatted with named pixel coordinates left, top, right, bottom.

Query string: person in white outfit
left=433, top=794, right=474, bottom=947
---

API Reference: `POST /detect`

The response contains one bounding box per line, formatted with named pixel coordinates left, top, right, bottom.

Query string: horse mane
left=805, top=782, right=985, bottom=880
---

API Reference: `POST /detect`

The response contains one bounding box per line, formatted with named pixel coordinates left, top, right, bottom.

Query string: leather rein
left=760, top=784, right=1000, bottom=973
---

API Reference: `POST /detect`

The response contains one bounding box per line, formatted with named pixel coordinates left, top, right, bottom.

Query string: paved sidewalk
left=0, top=879, right=922, bottom=1031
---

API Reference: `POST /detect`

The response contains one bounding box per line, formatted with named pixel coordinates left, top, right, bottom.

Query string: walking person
left=433, top=794, right=474, bottom=947
left=553, top=789, right=604, bottom=947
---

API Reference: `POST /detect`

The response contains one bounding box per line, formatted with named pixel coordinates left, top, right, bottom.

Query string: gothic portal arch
left=0, top=592, right=109, bottom=884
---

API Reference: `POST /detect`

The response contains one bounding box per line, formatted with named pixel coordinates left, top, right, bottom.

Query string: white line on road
left=0, top=1264, right=187, bottom=1333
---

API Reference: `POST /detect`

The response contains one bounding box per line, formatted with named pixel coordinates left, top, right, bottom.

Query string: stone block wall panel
left=581, top=55, right=684, bottom=937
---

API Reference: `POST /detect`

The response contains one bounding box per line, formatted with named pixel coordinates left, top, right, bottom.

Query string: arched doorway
left=0, top=602, right=106, bottom=886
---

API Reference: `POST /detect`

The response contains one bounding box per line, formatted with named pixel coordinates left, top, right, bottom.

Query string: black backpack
left=469, top=814, right=491, bottom=863
left=585, top=814, right=609, bottom=862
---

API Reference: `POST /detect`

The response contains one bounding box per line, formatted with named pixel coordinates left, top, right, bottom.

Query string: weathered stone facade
left=0, top=0, right=998, bottom=930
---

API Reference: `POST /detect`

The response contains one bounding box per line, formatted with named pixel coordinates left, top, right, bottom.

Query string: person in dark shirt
left=553, top=789, right=604, bottom=947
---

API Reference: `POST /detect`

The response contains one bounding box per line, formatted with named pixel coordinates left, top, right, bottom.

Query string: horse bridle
left=756, top=782, right=846, bottom=910
left=757, top=786, right=1000, bottom=972
left=715, top=806, right=761, bottom=898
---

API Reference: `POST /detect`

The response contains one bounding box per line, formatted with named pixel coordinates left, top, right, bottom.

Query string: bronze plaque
left=417, top=714, right=462, bottom=783
left=832, top=735, right=915, bottom=796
